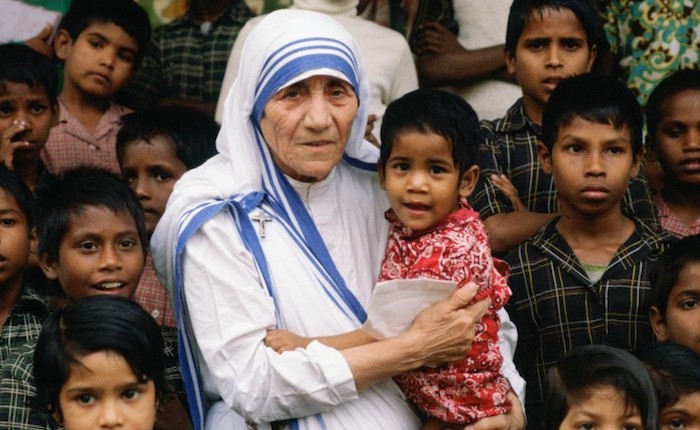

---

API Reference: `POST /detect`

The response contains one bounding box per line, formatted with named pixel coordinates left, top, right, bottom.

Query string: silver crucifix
left=251, top=209, right=273, bottom=238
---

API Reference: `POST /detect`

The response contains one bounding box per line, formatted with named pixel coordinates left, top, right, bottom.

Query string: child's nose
left=99, top=247, right=123, bottom=271
left=545, top=46, right=563, bottom=68
left=98, top=399, right=124, bottom=428
left=407, top=171, right=429, bottom=191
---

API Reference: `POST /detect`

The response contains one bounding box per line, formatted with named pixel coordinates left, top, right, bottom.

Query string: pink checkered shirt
left=135, top=251, right=176, bottom=328
left=41, top=99, right=129, bottom=174
left=654, top=194, right=700, bottom=238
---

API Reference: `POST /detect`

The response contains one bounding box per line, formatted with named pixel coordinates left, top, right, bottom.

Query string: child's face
left=39, top=205, right=144, bottom=302
left=650, top=261, right=700, bottom=355
left=121, top=137, right=188, bottom=236
left=0, top=82, right=57, bottom=163
left=0, top=189, right=30, bottom=291
left=55, top=22, right=138, bottom=99
left=56, top=351, right=156, bottom=430
left=659, top=392, right=700, bottom=430
left=559, top=386, right=643, bottom=430
left=505, top=8, right=596, bottom=123
left=379, top=131, right=478, bottom=232
left=539, top=118, right=640, bottom=219
left=652, top=89, right=700, bottom=188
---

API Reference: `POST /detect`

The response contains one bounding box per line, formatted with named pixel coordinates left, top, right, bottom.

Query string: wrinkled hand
left=265, top=329, right=312, bottom=353
left=407, top=282, right=490, bottom=367
left=24, top=25, right=54, bottom=58
left=414, top=21, right=463, bottom=56
left=1, top=120, right=31, bottom=169
left=463, top=391, right=525, bottom=430
left=490, top=174, right=526, bottom=212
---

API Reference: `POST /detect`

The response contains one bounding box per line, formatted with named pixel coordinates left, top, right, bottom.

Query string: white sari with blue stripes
left=151, top=10, right=420, bottom=430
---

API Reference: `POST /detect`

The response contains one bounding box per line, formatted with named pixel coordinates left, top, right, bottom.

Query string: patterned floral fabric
left=599, top=0, right=700, bottom=104
left=378, top=200, right=512, bottom=424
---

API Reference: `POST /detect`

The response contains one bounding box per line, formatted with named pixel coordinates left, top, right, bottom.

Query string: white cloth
left=152, top=9, right=523, bottom=430
left=214, top=0, right=418, bottom=144
left=451, top=0, right=520, bottom=121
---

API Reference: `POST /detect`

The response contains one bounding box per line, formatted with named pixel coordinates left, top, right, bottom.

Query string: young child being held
left=0, top=44, right=58, bottom=192
left=266, top=89, right=514, bottom=428
left=41, top=0, right=151, bottom=174
left=33, top=295, right=165, bottom=430
left=639, top=342, right=700, bottom=430
left=504, top=73, right=667, bottom=425
left=544, top=344, right=658, bottom=430
left=646, top=69, right=700, bottom=238
left=116, top=105, right=219, bottom=327
left=470, top=0, right=655, bottom=255
left=0, top=166, right=49, bottom=364
left=649, top=234, right=700, bottom=355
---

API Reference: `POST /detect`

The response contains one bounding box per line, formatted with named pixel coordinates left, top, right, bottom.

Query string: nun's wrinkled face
left=260, top=75, right=358, bottom=182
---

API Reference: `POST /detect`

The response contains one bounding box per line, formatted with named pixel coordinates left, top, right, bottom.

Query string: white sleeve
left=497, top=307, right=526, bottom=410
left=182, top=213, right=358, bottom=422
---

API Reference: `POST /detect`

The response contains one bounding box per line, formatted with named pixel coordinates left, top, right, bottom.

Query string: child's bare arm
left=265, top=329, right=376, bottom=353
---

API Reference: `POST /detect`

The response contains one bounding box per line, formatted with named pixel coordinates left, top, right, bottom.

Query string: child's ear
left=459, top=165, right=480, bottom=198
left=50, top=102, right=59, bottom=127
left=536, top=142, right=553, bottom=174
left=649, top=306, right=669, bottom=342
left=53, top=29, right=73, bottom=61
left=585, top=44, right=598, bottom=72
left=505, top=50, right=516, bottom=75
left=37, top=252, right=59, bottom=281
left=630, top=150, right=642, bottom=179
left=377, top=158, right=386, bottom=190
left=51, top=406, right=64, bottom=427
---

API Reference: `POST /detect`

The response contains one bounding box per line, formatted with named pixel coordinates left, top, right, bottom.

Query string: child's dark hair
left=380, top=89, right=479, bottom=175
left=505, top=0, right=604, bottom=56
left=58, top=0, right=151, bottom=65
left=0, top=166, right=34, bottom=229
left=33, top=295, right=166, bottom=419
left=544, top=344, right=658, bottom=430
left=649, top=234, right=700, bottom=317
left=638, top=342, right=700, bottom=412
left=116, top=105, right=219, bottom=169
left=542, top=73, right=643, bottom=153
left=33, top=167, right=147, bottom=263
left=646, top=69, right=700, bottom=141
left=0, top=44, right=58, bottom=105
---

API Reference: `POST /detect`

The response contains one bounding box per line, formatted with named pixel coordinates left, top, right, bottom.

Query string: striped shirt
left=0, top=287, right=48, bottom=365
left=504, top=218, right=668, bottom=427
left=470, top=99, right=658, bottom=228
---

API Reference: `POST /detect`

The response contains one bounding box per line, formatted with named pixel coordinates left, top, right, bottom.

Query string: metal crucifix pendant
left=251, top=208, right=272, bottom=238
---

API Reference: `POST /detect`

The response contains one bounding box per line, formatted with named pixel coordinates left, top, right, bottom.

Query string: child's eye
left=155, top=171, right=172, bottom=182
left=662, top=126, right=685, bottom=138
left=561, top=39, right=583, bottom=50
left=667, top=418, right=685, bottom=429
left=29, top=103, right=47, bottom=115
left=122, top=389, right=139, bottom=400
left=526, top=40, right=547, bottom=51
left=0, top=217, right=17, bottom=227
left=118, top=239, right=138, bottom=250
left=681, top=299, right=699, bottom=310
left=429, top=166, right=446, bottom=174
left=623, top=424, right=641, bottom=430
left=79, top=242, right=97, bottom=251
left=606, top=146, right=624, bottom=155
left=391, top=162, right=410, bottom=171
left=76, top=394, right=96, bottom=405
left=118, top=51, right=135, bottom=64
left=0, top=104, right=13, bottom=117
left=576, top=423, right=595, bottom=430
left=88, top=39, right=104, bottom=49
left=566, top=145, right=582, bottom=153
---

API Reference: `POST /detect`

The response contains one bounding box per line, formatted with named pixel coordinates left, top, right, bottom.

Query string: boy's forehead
left=78, top=21, right=139, bottom=52
left=556, top=117, right=634, bottom=143
left=521, top=6, right=587, bottom=37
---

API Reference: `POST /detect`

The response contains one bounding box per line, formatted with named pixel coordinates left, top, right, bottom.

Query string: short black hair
left=58, top=0, right=151, bottom=65
left=545, top=344, right=658, bottom=430
left=639, top=342, right=700, bottom=411
left=380, top=89, right=480, bottom=175
left=649, top=234, right=700, bottom=318
left=0, top=166, right=34, bottom=229
left=646, top=69, right=700, bottom=142
left=116, top=105, right=219, bottom=170
left=33, top=295, right=166, bottom=420
left=542, top=73, right=643, bottom=153
left=34, top=167, right=147, bottom=263
left=0, top=43, right=58, bottom=105
left=505, top=0, right=604, bottom=56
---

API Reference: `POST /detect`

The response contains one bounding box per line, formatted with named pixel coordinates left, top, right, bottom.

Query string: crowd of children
left=0, top=0, right=699, bottom=429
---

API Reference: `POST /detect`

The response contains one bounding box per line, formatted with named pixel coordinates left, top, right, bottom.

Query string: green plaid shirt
left=0, top=327, right=183, bottom=430
left=504, top=218, right=668, bottom=428
left=0, top=287, right=48, bottom=365
left=120, top=1, right=255, bottom=108
left=470, top=99, right=658, bottom=228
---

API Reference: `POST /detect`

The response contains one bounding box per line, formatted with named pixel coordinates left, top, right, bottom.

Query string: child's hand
left=1, top=119, right=30, bottom=169
left=490, top=174, right=527, bottom=212
left=265, top=329, right=312, bottom=353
